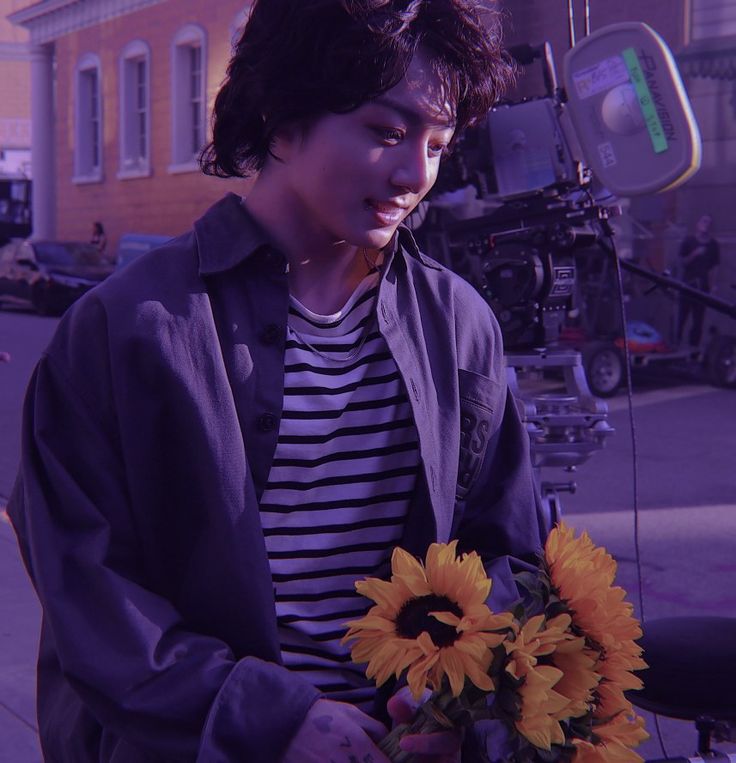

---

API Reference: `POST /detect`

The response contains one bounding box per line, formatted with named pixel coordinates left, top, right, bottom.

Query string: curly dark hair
left=200, top=0, right=515, bottom=178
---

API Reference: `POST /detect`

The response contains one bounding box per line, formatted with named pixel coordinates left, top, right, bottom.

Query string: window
left=74, top=54, right=103, bottom=182
left=119, top=40, right=151, bottom=177
left=189, top=45, right=203, bottom=156
left=691, top=0, right=736, bottom=40
left=170, top=24, right=207, bottom=172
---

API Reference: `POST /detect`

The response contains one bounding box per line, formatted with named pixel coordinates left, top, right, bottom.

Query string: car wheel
left=583, top=341, right=624, bottom=397
left=705, top=335, right=736, bottom=388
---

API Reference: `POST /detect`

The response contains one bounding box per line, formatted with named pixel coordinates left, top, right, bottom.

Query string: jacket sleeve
left=9, top=339, right=319, bottom=761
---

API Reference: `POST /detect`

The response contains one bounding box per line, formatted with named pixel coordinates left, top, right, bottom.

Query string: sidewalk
left=1, top=506, right=42, bottom=762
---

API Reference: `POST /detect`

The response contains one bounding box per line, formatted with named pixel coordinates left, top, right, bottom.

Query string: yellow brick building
left=9, top=0, right=250, bottom=251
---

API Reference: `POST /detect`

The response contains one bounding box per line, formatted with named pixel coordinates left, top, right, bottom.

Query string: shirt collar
left=193, top=192, right=440, bottom=275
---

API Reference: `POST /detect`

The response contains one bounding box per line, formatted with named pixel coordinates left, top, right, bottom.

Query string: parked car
left=0, top=239, right=114, bottom=316
left=116, top=233, right=172, bottom=270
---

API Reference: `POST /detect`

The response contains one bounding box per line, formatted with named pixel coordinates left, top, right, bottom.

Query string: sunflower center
left=395, top=594, right=463, bottom=647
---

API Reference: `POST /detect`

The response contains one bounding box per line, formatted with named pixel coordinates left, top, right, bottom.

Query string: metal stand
left=506, top=346, right=614, bottom=532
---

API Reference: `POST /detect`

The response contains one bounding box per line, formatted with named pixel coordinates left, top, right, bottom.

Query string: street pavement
left=1, top=310, right=735, bottom=762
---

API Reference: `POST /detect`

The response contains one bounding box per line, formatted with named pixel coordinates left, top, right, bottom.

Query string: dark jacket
left=9, top=193, right=545, bottom=761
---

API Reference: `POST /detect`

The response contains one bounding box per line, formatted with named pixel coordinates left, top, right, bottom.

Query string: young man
left=9, top=1, right=545, bottom=760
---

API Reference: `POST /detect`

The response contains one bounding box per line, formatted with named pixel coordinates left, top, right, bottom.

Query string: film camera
left=414, top=22, right=700, bottom=351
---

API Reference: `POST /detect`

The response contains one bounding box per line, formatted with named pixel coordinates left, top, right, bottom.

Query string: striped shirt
left=259, top=266, right=420, bottom=709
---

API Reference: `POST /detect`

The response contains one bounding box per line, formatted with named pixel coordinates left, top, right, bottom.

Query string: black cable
left=604, top=228, right=669, bottom=760
left=653, top=713, right=670, bottom=760
left=608, top=237, right=646, bottom=625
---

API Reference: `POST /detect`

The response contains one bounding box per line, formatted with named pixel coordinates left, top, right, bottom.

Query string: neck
left=242, top=173, right=379, bottom=314
left=290, top=247, right=378, bottom=314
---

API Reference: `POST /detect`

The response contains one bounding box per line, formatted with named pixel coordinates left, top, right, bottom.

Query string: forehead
left=369, top=52, right=456, bottom=130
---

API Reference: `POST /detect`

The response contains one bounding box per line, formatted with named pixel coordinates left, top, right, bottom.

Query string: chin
left=364, top=227, right=399, bottom=250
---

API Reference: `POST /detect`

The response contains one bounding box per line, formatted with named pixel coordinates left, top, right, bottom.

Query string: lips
left=366, top=199, right=408, bottom=226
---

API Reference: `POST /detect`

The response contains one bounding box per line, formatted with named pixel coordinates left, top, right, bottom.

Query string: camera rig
left=411, top=21, right=729, bottom=529
left=416, top=186, right=618, bottom=530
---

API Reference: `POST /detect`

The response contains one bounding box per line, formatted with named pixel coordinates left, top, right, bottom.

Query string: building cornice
left=8, top=0, right=166, bottom=44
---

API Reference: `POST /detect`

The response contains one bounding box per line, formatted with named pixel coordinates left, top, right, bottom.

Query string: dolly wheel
left=583, top=341, right=624, bottom=398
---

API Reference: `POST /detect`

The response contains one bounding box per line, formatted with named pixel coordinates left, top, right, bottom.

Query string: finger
left=341, top=701, right=389, bottom=743
left=386, top=694, right=415, bottom=724
left=386, top=686, right=431, bottom=723
left=399, top=730, right=462, bottom=756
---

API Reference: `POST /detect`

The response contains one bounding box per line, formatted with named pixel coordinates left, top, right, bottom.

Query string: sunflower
left=544, top=525, right=647, bottom=688
left=502, top=614, right=572, bottom=750
left=573, top=708, right=649, bottom=763
left=549, top=637, right=601, bottom=720
left=543, top=524, right=649, bottom=759
left=597, top=649, right=646, bottom=692
left=544, top=524, right=642, bottom=651
left=595, top=710, right=649, bottom=750
left=572, top=737, right=645, bottom=763
left=342, top=541, right=514, bottom=699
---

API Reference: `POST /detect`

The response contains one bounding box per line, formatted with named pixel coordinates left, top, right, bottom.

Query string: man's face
left=276, top=51, right=456, bottom=250
left=696, top=215, right=712, bottom=235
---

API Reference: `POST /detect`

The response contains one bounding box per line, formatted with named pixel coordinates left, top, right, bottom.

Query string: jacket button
left=260, top=324, right=281, bottom=345
left=257, top=413, right=278, bottom=432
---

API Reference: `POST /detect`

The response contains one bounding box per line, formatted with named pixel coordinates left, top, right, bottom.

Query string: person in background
left=8, top=2, right=545, bottom=761
left=90, top=220, right=107, bottom=260
left=676, top=213, right=720, bottom=347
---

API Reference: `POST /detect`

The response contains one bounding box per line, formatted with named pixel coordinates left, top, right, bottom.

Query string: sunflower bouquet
left=342, top=523, right=649, bottom=763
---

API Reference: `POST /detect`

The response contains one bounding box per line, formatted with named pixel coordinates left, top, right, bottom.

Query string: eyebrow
left=370, top=95, right=456, bottom=131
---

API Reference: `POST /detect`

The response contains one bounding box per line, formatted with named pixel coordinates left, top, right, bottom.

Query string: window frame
left=73, top=53, right=104, bottom=184
left=169, top=23, right=208, bottom=174
left=118, top=39, right=152, bottom=179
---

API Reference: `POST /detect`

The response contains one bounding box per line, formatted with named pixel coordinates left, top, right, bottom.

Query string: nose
left=390, top=145, right=435, bottom=196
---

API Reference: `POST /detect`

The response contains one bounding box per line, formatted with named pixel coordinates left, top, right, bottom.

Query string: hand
left=282, top=698, right=391, bottom=763
left=387, top=687, right=462, bottom=762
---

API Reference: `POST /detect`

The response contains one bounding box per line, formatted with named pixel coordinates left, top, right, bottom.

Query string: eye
left=373, top=127, right=405, bottom=145
left=428, top=142, right=449, bottom=158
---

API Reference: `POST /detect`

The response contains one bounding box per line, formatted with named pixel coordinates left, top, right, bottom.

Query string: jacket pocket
left=456, top=368, right=503, bottom=500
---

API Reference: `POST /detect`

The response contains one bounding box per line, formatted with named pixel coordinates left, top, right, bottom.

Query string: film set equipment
left=413, top=20, right=704, bottom=527
left=422, top=21, right=701, bottom=351
left=419, top=19, right=736, bottom=757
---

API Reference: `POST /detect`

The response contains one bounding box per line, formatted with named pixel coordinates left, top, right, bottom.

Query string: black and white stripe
left=260, top=269, right=419, bottom=709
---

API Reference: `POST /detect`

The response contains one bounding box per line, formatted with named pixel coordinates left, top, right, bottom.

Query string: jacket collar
left=194, top=193, right=273, bottom=276
left=193, top=192, right=440, bottom=275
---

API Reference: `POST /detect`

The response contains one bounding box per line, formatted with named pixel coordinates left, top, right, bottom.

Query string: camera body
left=415, top=22, right=700, bottom=352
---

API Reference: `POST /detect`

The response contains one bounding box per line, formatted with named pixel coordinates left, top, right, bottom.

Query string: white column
left=29, top=43, right=55, bottom=240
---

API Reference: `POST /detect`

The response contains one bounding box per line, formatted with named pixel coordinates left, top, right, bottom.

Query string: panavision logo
left=638, top=50, right=677, bottom=142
